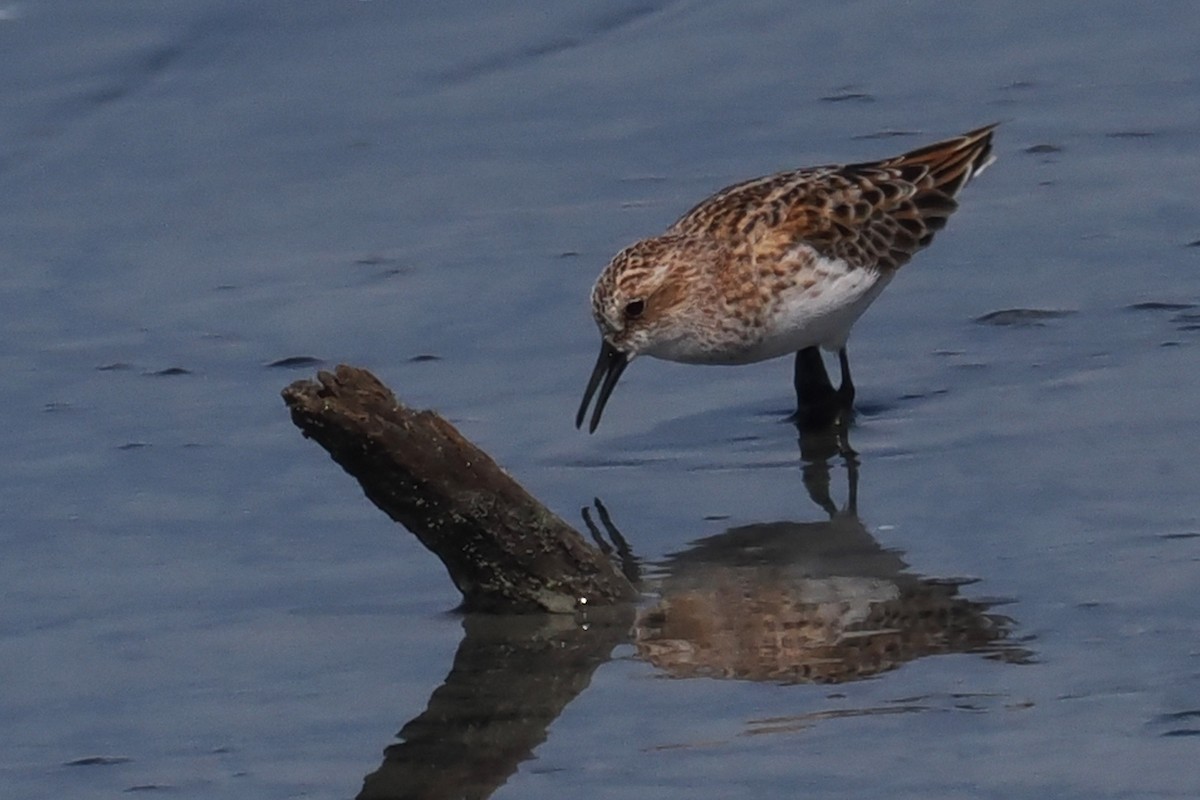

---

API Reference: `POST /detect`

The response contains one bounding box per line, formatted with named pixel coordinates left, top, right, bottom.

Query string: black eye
left=624, top=299, right=645, bottom=319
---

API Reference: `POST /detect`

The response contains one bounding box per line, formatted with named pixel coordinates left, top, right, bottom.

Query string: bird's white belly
left=647, top=256, right=893, bottom=365
left=750, top=264, right=893, bottom=361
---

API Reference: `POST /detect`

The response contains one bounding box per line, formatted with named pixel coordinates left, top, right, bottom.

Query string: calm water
left=3, top=1, right=1200, bottom=798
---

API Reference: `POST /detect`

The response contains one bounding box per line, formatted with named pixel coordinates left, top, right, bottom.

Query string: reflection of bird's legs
left=844, top=443, right=860, bottom=517
left=799, top=454, right=838, bottom=517
left=797, top=414, right=859, bottom=519
left=581, top=498, right=640, bottom=584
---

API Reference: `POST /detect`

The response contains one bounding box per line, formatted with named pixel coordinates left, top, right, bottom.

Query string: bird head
left=576, top=234, right=720, bottom=432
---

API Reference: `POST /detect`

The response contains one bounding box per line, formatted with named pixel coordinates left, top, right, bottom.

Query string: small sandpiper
left=577, top=124, right=996, bottom=433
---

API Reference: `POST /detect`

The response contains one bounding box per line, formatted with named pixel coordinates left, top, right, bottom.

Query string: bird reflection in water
left=588, top=426, right=1030, bottom=685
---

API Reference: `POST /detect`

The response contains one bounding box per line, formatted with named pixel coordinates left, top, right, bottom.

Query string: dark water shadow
left=356, top=426, right=1028, bottom=798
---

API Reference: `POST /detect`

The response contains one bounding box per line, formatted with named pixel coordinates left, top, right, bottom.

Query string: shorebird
left=576, top=124, right=996, bottom=433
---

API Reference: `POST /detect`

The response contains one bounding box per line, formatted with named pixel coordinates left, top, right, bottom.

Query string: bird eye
left=624, top=299, right=645, bottom=319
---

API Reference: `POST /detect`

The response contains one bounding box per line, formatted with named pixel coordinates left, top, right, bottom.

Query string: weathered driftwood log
left=281, top=366, right=636, bottom=613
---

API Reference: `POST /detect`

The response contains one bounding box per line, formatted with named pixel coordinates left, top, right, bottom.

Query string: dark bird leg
left=792, top=346, right=856, bottom=431
left=792, top=346, right=839, bottom=430
left=836, top=347, right=855, bottom=409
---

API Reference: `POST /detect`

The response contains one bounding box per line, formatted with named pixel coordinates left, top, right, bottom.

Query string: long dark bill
left=575, top=340, right=629, bottom=433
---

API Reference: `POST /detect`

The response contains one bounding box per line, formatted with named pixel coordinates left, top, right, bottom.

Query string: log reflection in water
left=358, top=608, right=631, bottom=800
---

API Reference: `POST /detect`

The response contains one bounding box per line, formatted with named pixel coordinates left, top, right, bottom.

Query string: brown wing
left=670, top=124, right=997, bottom=271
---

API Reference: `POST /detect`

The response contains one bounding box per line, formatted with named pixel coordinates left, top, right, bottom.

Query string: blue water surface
left=2, top=1, right=1199, bottom=798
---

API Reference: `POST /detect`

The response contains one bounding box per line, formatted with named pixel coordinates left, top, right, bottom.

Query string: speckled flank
left=587, top=125, right=995, bottom=366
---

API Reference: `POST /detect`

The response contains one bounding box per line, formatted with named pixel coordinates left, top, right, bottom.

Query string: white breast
left=769, top=256, right=892, bottom=353
left=640, top=250, right=894, bottom=366
left=719, top=254, right=893, bottom=365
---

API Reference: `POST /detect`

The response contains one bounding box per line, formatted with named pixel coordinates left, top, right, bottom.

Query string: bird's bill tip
left=575, top=340, right=630, bottom=433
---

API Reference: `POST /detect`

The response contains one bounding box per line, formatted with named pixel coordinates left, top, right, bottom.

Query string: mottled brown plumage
left=577, top=125, right=997, bottom=433
left=670, top=122, right=996, bottom=271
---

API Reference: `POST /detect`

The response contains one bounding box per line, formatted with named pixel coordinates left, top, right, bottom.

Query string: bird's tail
left=858, top=123, right=996, bottom=250
left=888, top=123, right=998, bottom=199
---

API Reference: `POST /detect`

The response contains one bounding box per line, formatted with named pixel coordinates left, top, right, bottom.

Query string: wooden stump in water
left=281, top=365, right=636, bottom=613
